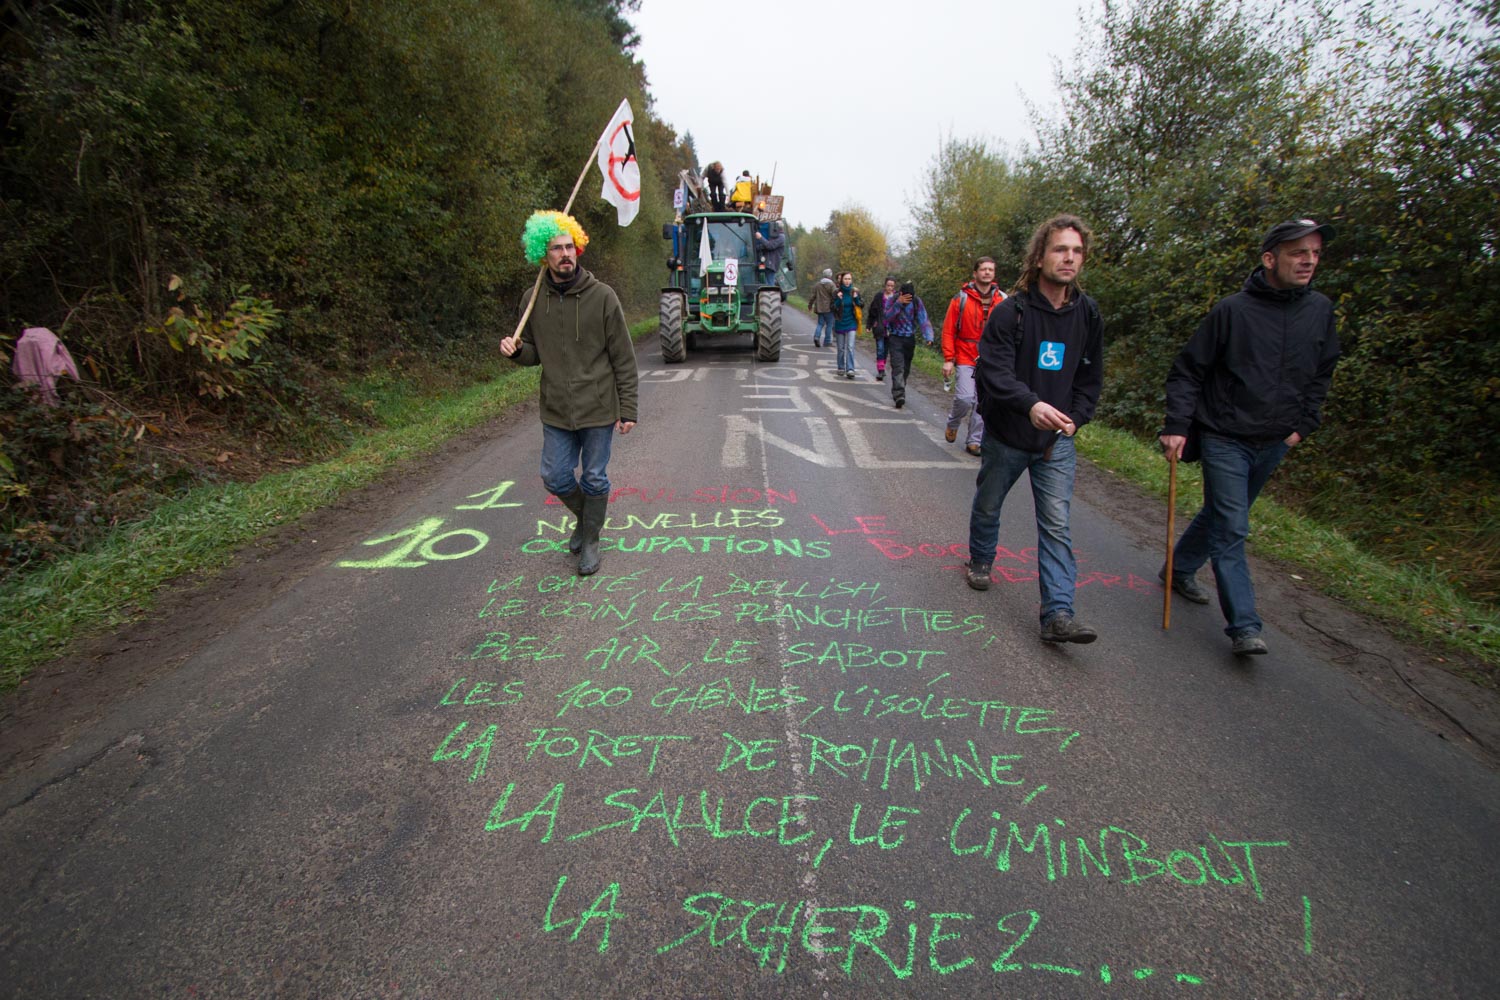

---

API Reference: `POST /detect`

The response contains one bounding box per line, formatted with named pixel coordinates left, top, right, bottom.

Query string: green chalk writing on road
left=407, top=496, right=1301, bottom=988
left=432, top=721, right=497, bottom=782
left=438, top=678, right=526, bottom=707
left=455, top=479, right=523, bottom=510
left=458, top=633, right=564, bottom=661
left=563, top=788, right=820, bottom=849
left=709, top=574, right=883, bottom=602
left=948, top=811, right=1288, bottom=897
left=542, top=874, right=624, bottom=954
left=520, top=536, right=833, bottom=558
left=652, top=892, right=1207, bottom=985
left=782, top=641, right=946, bottom=672
left=804, top=734, right=1025, bottom=793
left=340, top=517, right=488, bottom=569
left=523, top=727, right=691, bottom=775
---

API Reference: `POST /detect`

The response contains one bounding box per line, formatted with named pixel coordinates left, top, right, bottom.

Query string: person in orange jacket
left=941, top=256, right=1004, bottom=455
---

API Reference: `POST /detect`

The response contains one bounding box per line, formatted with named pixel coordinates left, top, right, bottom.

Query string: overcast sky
left=631, top=0, right=1089, bottom=245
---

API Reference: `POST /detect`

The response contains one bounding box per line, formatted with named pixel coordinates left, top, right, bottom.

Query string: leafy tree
left=905, top=137, right=1039, bottom=298
left=826, top=205, right=890, bottom=291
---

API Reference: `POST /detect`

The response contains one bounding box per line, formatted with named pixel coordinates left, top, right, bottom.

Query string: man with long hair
left=967, top=215, right=1104, bottom=644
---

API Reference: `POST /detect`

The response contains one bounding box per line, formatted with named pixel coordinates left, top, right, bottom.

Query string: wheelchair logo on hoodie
left=1038, top=341, right=1064, bottom=371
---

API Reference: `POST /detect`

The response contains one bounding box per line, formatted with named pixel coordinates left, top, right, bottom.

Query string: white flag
left=596, top=98, right=641, bottom=226
left=698, top=223, right=712, bottom=277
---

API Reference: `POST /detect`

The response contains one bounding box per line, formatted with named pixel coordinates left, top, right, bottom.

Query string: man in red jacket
left=942, top=257, right=1004, bottom=456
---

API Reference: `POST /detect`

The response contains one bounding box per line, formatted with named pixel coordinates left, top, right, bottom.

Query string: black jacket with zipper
left=1163, top=267, right=1339, bottom=445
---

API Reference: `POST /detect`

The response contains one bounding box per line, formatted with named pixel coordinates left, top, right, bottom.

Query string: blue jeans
left=813, top=312, right=834, bottom=346
left=968, top=432, right=1078, bottom=622
left=540, top=423, right=616, bottom=498
left=834, top=329, right=856, bottom=373
left=874, top=333, right=888, bottom=367
left=1171, top=431, right=1289, bottom=637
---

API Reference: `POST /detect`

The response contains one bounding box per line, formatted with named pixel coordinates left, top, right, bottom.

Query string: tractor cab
left=658, top=171, right=795, bottom=363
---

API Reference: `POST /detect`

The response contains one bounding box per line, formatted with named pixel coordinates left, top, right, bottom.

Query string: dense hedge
left=0, top=0, right=689, bottom=574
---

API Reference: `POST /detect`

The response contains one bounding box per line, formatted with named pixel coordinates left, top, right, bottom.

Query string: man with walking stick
left=1159, top=218, right=1341, bottom=656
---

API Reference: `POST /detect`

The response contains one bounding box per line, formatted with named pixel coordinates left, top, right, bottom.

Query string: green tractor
left=659, top=181, right=795, bottom=363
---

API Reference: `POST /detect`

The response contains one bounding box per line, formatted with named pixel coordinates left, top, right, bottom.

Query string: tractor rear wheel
left=754, top=290, right=782, bottom=362
left=660, top=291, right=686, bottom=364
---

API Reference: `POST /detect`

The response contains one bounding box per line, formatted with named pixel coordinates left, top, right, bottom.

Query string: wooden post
left=1163, top=451, right=1178, bottom=629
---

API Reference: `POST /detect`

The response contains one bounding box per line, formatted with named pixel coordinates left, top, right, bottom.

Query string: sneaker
left=1040, top=613, right=1098, bottom=644
left=965, top=444, right=981, bottom=456
left=1231, top=633, right=1268, bottom=656
left=965, top=562, right=992, bottom=591
left=894, top=398, right=905, bottom=409
left=846, top=371, right=855, bottom=379
left=1158, top=566, right=1212, bottom=605
left=945, top=427, right=957, bottom=442
left=876, top=371, right=885, bottom=381
left=836, top=369, right=845, bottom=375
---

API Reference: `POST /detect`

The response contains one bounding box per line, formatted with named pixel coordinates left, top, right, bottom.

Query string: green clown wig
left=522, top=211, right=589, bottom=265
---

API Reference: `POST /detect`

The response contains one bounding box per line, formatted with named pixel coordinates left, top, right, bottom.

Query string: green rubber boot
left=557, top=489, right=585, bottom=554
left=576, top=493, right=608, bottom=576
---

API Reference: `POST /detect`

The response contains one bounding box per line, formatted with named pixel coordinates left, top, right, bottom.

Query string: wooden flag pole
left=503, top=120, right=612, bottom=352
left=1163, top=451, right=1178, bottom=629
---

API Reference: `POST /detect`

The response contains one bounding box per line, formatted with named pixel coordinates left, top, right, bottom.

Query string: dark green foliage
left=0, top=0, right=689, bottom=570
left=0, top=382, right=193, bottom=577
left=910, top=0, right=1498, bottom=599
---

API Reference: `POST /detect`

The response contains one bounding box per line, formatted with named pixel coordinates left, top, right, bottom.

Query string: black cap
left=899, top=281, right=915, bottom=296
left=1261, top=218, right=1336, bottom=255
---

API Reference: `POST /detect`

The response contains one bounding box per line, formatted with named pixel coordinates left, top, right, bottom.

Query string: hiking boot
left=557, top=489, right=586, bottom=554
left=945, top=427, right=957, bottom=443
left=1158, top=566, right=1211, bottom=604
left=1040, top=613, right=1098, bottom=644
left=1231, top=633, right=1268, bottom=656
left=965, top=561, right=992, bottom=591
left=894, top=398, right=905, bottom=409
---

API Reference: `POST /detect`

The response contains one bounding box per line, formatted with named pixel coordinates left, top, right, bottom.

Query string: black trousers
left=887, top=335, right=916, bottom=403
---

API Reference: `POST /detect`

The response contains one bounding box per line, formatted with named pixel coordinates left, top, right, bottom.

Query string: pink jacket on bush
left=12, top=327, right=79, bottom=405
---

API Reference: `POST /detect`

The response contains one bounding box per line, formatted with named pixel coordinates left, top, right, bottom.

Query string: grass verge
left=0, top=319, right=657, bottom=689
left=1074, top=422, right=1499, bottom=676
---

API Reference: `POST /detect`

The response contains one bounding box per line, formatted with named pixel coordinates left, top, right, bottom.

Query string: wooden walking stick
left=1163, top=451, right=1178, bottom=629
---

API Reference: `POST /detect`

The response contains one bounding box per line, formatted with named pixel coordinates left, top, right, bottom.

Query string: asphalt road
left=3, top=309, right=1498, bottom=999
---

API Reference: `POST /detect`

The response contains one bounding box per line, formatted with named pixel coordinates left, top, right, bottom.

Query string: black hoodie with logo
left=1163, top=267, right=1339, bottom=445
left=975, top=285, right=1104, bottom=452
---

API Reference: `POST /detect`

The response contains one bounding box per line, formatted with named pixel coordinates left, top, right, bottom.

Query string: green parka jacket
left=510, top=268, right=639, bottom=429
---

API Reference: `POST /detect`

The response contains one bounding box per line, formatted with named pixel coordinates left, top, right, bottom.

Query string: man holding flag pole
left=500, top=99, right=641, bottom=576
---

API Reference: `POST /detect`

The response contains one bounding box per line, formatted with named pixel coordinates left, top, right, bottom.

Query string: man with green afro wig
left=522, top=211, right=589, bottom=266
left=501, top=209, right=637, bottom=577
